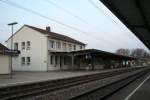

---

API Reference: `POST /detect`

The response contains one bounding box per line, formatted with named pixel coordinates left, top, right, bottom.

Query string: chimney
left=46, top=26, right=51, bottom=32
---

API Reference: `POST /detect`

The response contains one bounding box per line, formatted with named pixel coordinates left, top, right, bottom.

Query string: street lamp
left=8, top=22, right=18, bottom=78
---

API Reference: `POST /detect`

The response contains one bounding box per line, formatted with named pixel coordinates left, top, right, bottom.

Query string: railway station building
left=6, top=25, right=136, bottom=71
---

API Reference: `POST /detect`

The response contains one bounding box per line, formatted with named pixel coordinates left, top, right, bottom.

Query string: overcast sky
left=0, top=0, right=149, bottom=53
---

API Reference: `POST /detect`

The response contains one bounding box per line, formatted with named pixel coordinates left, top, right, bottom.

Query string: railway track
left=0, top=67, right=147, bottom=100
left=71, top=68, right=150, bottom=100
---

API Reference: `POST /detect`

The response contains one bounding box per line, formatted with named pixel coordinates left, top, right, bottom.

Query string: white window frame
left=73, top=45, right=76, bottom=51
left=26, top=41, right=30, bottom=50
left=14, top=42, right=18, bottom=50
left=21, top=42, right=25, bottom=50
left=80, top=45, right=82, bottom=50
left=69, top=44, right=72, bottom=51
left=49, top=40, right=54, bottom=49
left=56, top=41, right=61, bottom=49
left=21, top=57, right=25, bottom=65
left=63, top=43, right=67, bottom=51
left=26, top=57, right=31, bottom=65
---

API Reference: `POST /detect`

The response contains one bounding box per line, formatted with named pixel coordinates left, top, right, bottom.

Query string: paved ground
left=105, top=71, right=150, bottom=100
left=0, top=71, right=99, bottom=88
left=0, top=68, right=130, bottom=88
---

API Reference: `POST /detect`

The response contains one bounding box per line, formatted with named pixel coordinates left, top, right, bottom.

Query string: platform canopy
left=51, top=49, right=136, bottom=60
left=100, top=0, right=150, bottom=50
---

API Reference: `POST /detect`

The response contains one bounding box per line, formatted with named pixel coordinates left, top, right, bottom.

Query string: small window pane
left=73, top=45, right=76, bottom=51
left=26, top=41, right=30, bottom=50
left=49, top=40, right=54, bottom=48
left=63, top=43, right=67, bottom=51
left=69, top=44, right=72, bottom=51
left=21, top=42, right=25, bottom=50
left=21, top=57, right=25, bottom=65
left=26, top=57, right=30, bottom=65
left=14, top=43, right=18, bottom=50
left=56, top=42, right=61, bottom=49
left=80, top=46, right=82, bottom=50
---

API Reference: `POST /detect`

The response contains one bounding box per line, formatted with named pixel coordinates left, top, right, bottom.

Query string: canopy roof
left=100, top=0, right=150, bottom=50
left=51, top=49, right=136, bottom=60
left=0, top=43, right=20, bottom=55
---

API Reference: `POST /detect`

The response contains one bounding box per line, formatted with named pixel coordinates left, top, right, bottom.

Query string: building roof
left=25, top=25, right=86, bottom=45
left=0, top=43, right=20, bottom=55
left=0, top=43, right=9, bottom=51
left=100, top=0, right=150, bottom=50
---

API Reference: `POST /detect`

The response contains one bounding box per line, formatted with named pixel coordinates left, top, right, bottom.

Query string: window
left=56, top=42, right=61, bottom=49
left=26, top=41, right=30, bottom=50
left=63, top=43, right=67, bottom=51
left=73, top=45, right=76, bottom=51
left=55, top=56, right=58, bottom=65
left=26, top=57, right=31, bottom=65
left=21, top=57, right=25, bottom=65
left=50, top=55, right=53, bottom=65
left=21, top=42, right=25, bottom=50
left=80, top=45, right=82, bottom=50
left=14, top=43, right=18, bottom=50
left=49, top=40, right=54, bottom=48
left=69, top=44, right=72, bottom=51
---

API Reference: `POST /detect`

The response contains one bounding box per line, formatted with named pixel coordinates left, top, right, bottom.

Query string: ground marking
left=124, top=74, right=150, bottom=100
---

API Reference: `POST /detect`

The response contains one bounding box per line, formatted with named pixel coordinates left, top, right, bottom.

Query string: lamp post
left=8, top=22, right=18, bottom=78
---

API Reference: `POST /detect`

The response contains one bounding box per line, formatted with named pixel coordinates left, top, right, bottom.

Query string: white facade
left=0, top=54, right=10, bottom=74
left=6, top=25, right=85, bottom=71
left=47, top=38, right=85, bottom=70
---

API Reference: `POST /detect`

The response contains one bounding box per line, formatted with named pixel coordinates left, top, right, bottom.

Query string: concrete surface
left=0, top=68, right=129, bottom=88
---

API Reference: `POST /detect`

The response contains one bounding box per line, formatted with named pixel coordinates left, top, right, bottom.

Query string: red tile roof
left=26, top=25, right=86, bottom=45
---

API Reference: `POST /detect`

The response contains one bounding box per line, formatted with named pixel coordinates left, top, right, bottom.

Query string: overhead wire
left=44, top=0, right=124, bottom=48
left=0, top=0, right=121, bottom=49
left=87, top=0, right=134, bottom=48
left=44, top=0, right=89, bottom=25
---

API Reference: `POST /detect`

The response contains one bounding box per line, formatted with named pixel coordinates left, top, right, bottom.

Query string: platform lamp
left=8, top=22, right=18, bottom=78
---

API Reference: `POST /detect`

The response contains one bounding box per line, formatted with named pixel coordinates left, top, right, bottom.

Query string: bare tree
left=116, top=48, right=150, bottom=58
left=116, top=48, right=130, bottom=56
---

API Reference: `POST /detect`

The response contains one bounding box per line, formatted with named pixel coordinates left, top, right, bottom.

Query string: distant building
left=6, top=25, right=86, bottom=71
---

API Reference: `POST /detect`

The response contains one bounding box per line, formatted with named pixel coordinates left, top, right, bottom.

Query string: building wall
left=6, top=26, right=48, bottom=71
left=6, top=25, right=86, bottom=71
left=0, top=54, right=10, bottom=74
left=47, top=53, right=72, bottom=70
left=47, top=38, right=85, bottom=70
left=48, top=38, right=85, bottom=52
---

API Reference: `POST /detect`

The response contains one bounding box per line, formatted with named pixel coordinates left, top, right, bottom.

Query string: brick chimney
left=46, top=26, right=51, bottom=32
